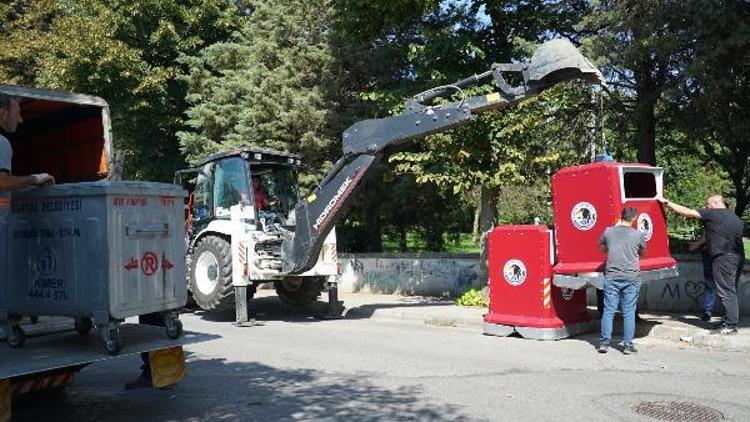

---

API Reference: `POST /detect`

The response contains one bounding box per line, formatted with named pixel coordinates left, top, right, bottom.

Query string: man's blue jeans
left=599, top=278, right=641, bottom=346
left=701, top=252, right=716, bottom=315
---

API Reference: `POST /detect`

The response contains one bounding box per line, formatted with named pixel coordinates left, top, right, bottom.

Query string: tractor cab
left=175, top=148, right=339, bottom=318
left=177, top=148, right=301, bottom=237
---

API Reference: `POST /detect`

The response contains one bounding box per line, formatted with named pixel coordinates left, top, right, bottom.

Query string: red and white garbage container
left=483, top=225, right=593, bottom=340
left=550, top=162, right=678, bottom=289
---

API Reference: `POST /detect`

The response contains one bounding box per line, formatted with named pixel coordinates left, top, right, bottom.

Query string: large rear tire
left=189, top=236, right=234, bottom=311
left=275, top=277, right=325, bottom=307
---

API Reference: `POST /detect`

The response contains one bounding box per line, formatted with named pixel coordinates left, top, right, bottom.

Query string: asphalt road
left=11, top=297, right=750, bottom=421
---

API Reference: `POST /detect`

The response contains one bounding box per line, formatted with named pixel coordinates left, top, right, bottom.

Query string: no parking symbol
left=141, top=252, right=159, bottom=276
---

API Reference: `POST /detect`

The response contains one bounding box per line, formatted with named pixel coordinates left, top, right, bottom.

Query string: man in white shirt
left=0, top=94, right=55, bottom=207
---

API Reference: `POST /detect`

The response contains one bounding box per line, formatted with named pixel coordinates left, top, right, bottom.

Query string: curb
left=350, top=302, right=750, bottom=352
left=355, top=307, right=485, bottom=330
left=647, top=324, right=750, bottom=352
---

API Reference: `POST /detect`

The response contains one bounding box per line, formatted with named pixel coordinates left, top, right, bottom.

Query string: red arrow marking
left=163, top=255, right=174, bottom=271
left=124, top=257, right=138, bottom=271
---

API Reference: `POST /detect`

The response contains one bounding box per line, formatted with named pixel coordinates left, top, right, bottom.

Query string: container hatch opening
left=622, top=168, right=662, bottom=200
left=0, top=85, right=112, bottom=184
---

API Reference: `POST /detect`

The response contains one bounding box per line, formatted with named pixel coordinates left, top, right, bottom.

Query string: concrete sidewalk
left=339, top=292, right=750, bottom=352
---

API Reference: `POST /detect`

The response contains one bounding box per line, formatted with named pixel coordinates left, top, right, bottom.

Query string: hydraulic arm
left=281, top=38, right=604, bottom=274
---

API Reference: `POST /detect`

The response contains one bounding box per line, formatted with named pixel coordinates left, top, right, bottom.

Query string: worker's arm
left=659, top=198, right=701, bottom=219
left=687, top=234, right=706, bottom=252
left=638, top=237, right=647, bottom=257
left=0, top=171, right=54, bottom=191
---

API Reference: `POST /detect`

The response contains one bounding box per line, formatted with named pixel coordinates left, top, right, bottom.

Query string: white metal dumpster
left=0, top=181, right=187, bottom=354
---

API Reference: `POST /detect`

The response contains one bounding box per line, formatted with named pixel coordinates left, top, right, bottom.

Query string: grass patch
left=381, top=232, right=480, bottom=253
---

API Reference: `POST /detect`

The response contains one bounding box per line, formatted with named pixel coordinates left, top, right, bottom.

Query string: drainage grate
left=632, top=401, right=725, bottom=422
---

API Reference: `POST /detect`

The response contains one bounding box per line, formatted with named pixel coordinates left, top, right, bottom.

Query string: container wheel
left=75, top=317, right=93, bottom=336
left=189, top=235, right=234, bottom=311
left=7, top=325, right=26, bottom=348
left=166, top=318, right=183, bottom=339
left=275, top=276, right=326, bottom=307
left=104, top=329, right=122, bottom=355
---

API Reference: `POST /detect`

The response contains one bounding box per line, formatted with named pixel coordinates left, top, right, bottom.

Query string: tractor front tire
left=275, top=277, right=326, bottom=307
left=189, top=236, right=234, bottom=311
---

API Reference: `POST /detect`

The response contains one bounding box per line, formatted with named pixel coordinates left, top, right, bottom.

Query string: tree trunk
left=399, top=227, right=407, bottom=252
left=364, top=194, right=382, bottom=252
left=478, top=185, right=499, bottom=287
left=635, top=93, right=658, bottom=166
left=732, top=174, right=749, bottom=218
left=472, top=205, right=481, bottom=243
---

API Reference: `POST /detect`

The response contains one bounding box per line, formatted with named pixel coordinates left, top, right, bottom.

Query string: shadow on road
left=344, top=301, right=456, bottom=320
left=12, top=356, right=473, bottom=422
left=188, top=293, right=457, bottom=324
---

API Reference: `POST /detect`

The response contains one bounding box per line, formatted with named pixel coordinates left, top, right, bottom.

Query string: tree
left=580, top=0, right=693, bottom=166
left=0, top=0, right=243, bottom=181
left=668, top=0, right=750, bottom=217
left=178, top=0, right=338, bottom=187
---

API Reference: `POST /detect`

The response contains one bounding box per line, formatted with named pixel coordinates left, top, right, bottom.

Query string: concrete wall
left=339, top=253, right=480, bottom=297
left=339, top=253, right=750, bottom=315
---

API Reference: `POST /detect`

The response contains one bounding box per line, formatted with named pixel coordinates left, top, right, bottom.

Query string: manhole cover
left=632, top=401, right=724, bottom=422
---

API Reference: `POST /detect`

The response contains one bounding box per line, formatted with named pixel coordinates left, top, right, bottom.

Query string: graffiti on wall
left=638, top=260, right=750, bottom=314
left=341, top=254, right=750, bottom=315
left=341, top=256, right=480, bottom=296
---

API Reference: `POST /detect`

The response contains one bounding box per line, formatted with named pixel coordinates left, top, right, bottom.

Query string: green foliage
left=0, top=0, right=243, bottom=181
left=455, top=288, right=487, bottom=307
left=2, top=0, right=747, bottom=253
left=178, top=0, right=338, bottom=186
left=658, top=141, right=730, bottom=239
left=666, top=0, right=750, bottom=217
left=380, top=232, right=479, bottom=254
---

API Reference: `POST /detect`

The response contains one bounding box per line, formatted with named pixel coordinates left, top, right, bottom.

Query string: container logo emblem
left=571, top=202, right=597, bottom=231
left=36, top=246, right=58, bottom=276
left=562, top=288, right=575, bottom=301
left=637, top=213, right=653, bottom=241
left=503, top=259, right=527, bottom=286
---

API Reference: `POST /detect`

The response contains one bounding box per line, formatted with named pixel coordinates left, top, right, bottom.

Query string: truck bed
left=0, top=322, right=189, bottom=379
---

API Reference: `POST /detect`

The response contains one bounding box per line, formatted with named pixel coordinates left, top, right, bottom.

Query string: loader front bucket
left=524, top=38, right=604, bottom=90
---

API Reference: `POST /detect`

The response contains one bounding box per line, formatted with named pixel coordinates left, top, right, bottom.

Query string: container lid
left=12, top=181, right=186, bottom=199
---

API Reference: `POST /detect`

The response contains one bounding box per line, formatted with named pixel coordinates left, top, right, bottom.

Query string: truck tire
left=189, top=236, right=234, bottom=311
left=275, top=276, right=325, bottom=307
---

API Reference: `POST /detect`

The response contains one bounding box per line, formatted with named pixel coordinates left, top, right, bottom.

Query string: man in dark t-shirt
left=662, top=195, right=745, bottom=334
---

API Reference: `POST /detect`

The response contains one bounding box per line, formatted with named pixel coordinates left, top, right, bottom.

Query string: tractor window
left=213, top=157, right=251, bottom=216
left=193, top=163, right=214, bottom=221
left=251, top=165, right=299, bottom=214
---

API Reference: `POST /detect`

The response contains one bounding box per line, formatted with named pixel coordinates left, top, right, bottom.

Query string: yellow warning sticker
left=307, top=193, right=317, bottom=203
left=0, top=378, right=10, bottom=422
left=149, top=346, right=187, bottom=389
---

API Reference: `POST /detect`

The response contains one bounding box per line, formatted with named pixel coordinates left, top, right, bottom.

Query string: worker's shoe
left=124, top=375, right=152, bottom=390
left=710, top=326, right=738, bottom=336
left=700, top=313, right=712, bottom=322
left=597, top=342, right=609, bottom=354
left=621, top=343, right=638, bottom=355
